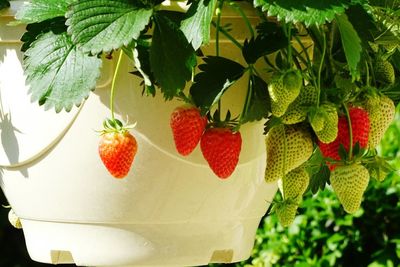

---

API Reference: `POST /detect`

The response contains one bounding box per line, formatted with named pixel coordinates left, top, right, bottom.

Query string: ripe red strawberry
left=170, top=106, right=207, bottom=156
left=200, top=128, right=242, bottom=179
left=318, top=107, right=370, bottom=170
left=99, top=125, right=138, bottom=179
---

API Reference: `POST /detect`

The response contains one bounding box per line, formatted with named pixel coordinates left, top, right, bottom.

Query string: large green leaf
left=0, top=0, right=10, bottom=11
left=336, top=13, right=362, bottom=79
left=24, top=31, right=102, bottom=112
left=15, top=0, right=75, bottom=24
left=66, top=0, right=153, bottom=54
left=242, top=22, right=288, bottom=64
left=180, top=0, right=217, bottom=50
left=150, top=12, right=196, bottom=99
left=254, top=0, right=353, bottom=26
left=190, top=56, right=245, bottom=113
left=346, top=5, right=377, bottom=47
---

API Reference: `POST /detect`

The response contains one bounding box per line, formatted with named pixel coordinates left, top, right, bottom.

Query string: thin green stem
left=211, top=21, right=243, bottom=49
left=110, top=51, right=124, bottom=120
left=317, top=28, right=327, bottom=107
left=365, top=61, right=370, bottom=87
left=287, top=23, right=293, bottom=67
left=239, top=67, right=254, bottom=125
left=343, top=104, right=353, bottom=160
left=229, top=1, right=254, bottom=38
left=215, top=0, right=224, bottom=120
left=263, top=55, right=278, bottom=71
left=215, top=0, right=224, bottom=56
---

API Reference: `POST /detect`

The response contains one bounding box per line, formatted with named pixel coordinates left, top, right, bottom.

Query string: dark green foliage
left=0, top=0, right=9, bottom=10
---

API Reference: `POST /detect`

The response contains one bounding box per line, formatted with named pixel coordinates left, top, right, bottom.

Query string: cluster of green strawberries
left=265, top=69, right=396, bottom=227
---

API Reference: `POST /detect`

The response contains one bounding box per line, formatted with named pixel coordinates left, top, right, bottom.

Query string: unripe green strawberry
left=280, top=165, right=310, bottom=203
left=330, top=164, right=370, bottom=214
left=363, top=95, right=395, bottom=148
left=265, top=125, right=313, bottom=183
left=275, top=199, right=298, bottom=227
left=375, top=59, right=395, bottom=84
left=8, top=209, right=22, bottom=229
left=282, top=85, right=318, bottom=124
left=269, top=70, right=302, bottom=117
left=310, top=111, right=325, bottom=132
left=313, top=103, right=339, bottom=144
left=283, top=70, right=303, bottom=93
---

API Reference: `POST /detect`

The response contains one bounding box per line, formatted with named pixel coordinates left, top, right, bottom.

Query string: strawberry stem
left=215, top=0, right=224, bottom=57
left=215, top=0, right=224, bottom=121
left=286, top=23, right=293, bottom=68
left=211, top=21, right=242, bottom=49
left=343, top=104, right=353, bottom=161
left=317, top=28, right=327, bottom=108
left=239, top=67, right=254, bottom=126
left=229, top=1, right=254, bottom=38
left=110, top=51, right=124, bottom=121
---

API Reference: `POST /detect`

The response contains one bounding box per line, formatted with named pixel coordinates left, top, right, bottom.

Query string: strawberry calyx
left=207, top=109, right=240, bottom=131
left=100, top=118, right=136, bottom=135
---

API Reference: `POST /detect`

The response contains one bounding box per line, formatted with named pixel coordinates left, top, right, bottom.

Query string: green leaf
left=15, top=0, right=75, bottom=24
left=254, top=0, right=352, bottom=26
left=241, top=75, right=270, bottom=123
left=242, top=22, right=288, bottom=64
left=24, top=31, right=102, bottom=112
left=131, top=40, right=157, bottom=96
left=0, top=0, right=10, bottom=11
left=336, top=13, right=362, bottom=80
left=346, top=5, right=377, bottom=47
left=66, top=0, right=153, bottom=54
left=309, top=164, right=330, bottom=194
left=20, top=17, right=67, bottom=52
left=263, top=116, right=282, bottom=134
left=338, top=143, right=348, bottom=161
left=151, top=12, right=196, bottom=100
left=180, top=0, right=216, bottom=50
left=190, top=56, right=245, bottom=113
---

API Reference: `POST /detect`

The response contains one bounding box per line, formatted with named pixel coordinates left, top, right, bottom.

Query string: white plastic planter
left=0, top=2, right=277, bottom=266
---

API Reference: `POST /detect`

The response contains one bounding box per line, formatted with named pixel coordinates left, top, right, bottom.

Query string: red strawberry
left=99, top=121, right=138, bottom=179
left=170, top=106, right=207, bottom=156
left=318, top=107, right=370, bottom=170
left=200, top=128, right=242, bottom=179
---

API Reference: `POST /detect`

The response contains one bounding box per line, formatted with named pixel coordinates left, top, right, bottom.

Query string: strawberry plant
left=1, top=0, right=400, bottom=227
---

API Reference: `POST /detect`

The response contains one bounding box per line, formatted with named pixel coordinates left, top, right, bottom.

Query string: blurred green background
left=1, top=105, right=399, bottom=267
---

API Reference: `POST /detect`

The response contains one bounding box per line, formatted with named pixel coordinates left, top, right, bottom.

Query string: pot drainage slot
left=210, top=249, right=234, bottom=263
left=50, top=250, right=74, bottom=264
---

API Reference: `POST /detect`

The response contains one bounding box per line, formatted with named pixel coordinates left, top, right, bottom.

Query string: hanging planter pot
left=0, top=1, right=277, bottom=266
